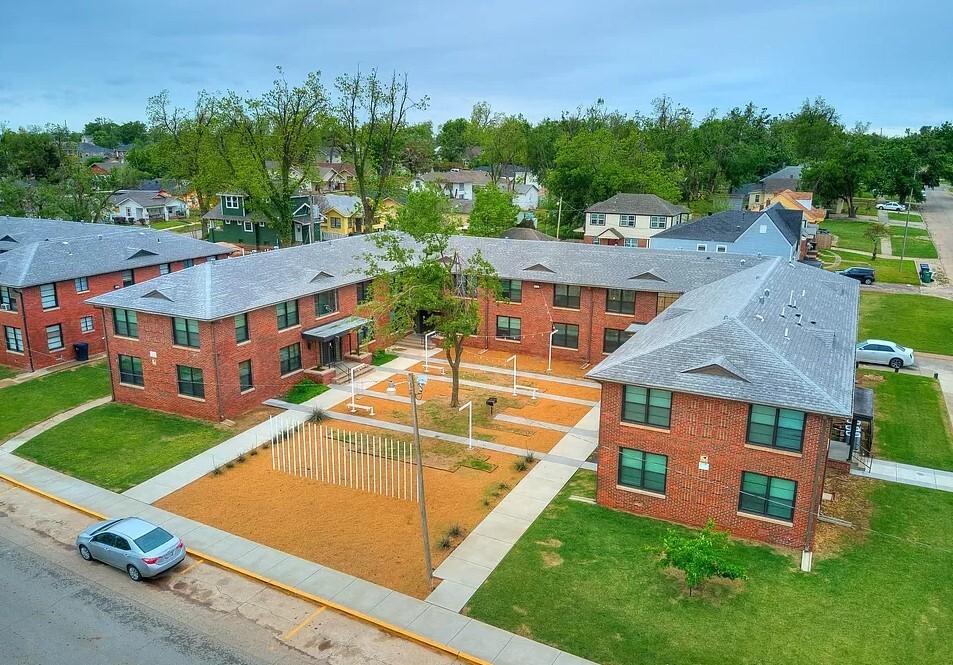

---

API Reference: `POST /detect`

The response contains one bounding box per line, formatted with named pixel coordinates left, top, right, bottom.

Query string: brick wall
left=0, top=257, right=219, bottom=372
left=466, top=283, right=662, bottom=364
left=103, top=281, right=383, bottom=421
left=595, top=382, right=830, bottom=549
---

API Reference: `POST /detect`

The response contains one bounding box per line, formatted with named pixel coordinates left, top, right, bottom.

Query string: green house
left=205, top=193, right=319, bottom=248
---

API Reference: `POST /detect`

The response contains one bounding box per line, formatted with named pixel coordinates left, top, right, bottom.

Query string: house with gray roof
left=581, top=193, right=690, bottom=247
left=0, top=217, right=227, bottom=372
left=761, top=165, right=804, bottom=194
left=411, top=170, right=491, bottom=200
left=648, top=205, right=806, bottom=260
left=109, top=190, right=189, bottom=223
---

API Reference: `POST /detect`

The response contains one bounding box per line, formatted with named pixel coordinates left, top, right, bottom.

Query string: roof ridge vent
left=524, top=263, right=555, bottom=273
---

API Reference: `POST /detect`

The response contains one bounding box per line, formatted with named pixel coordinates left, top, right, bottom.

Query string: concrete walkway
left=426, top=406, right=600, bottom=613
left=396, top=371, right=598, bottom=407
left=0, top=396, right=112, bottom=452
left=418, top=355, right=600, bottom=389
left=852, top=458, right=953, bottom=491
left=0, top=450, right=595, bottom=665
left=880, top=236, right=893, bottom=257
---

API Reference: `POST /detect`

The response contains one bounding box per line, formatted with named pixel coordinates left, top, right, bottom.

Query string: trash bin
left=73, top=342, right=89, bottom=362
left=922, top=270, right=934, bottom=284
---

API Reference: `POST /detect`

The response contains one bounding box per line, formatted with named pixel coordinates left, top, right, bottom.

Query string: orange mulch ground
left=156, top=443, right=527, bottom=599
left=457, top=348, right=593, bottom=379
left=404, top=361, right=602, bottom=402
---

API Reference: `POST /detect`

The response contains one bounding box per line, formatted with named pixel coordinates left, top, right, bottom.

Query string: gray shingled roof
left=587, top=259, right=859, bottom=417
left=652, top=205, right=803, bottom=246
left=499, top=227, right=556, bottom=241
left=416, top=170, right=491, bottom=186
left=585, top=193, right=689, bottom=216
left=87, top=233, right=767, bottom=321
left=109, top=190, right=187, bottom=208
left=0, top=217, right=225, bottom=287
left=762, top=165, right=803, bottom=182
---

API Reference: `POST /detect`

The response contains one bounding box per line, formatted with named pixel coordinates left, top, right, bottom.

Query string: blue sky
left=1, top=0, right=949, bottom=134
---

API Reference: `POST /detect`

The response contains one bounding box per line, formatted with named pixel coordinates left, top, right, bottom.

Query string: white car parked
left=876, top=201, right=908, bottom=211
left=855, top=339, right=916, bottom=369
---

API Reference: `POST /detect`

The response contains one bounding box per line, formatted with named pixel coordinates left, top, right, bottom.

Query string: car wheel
left=862, top=277, right=873, bottom=285
left=79, top=545, right=93, bottom=561
left=127, top=565, right=143, bottom=582
left=889, top=358, right=904, bottom=369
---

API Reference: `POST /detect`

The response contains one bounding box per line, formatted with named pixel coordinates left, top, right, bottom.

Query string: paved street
left=0, top=481, right=460, bottom=665
left=918, top=187, right=953, bottom=298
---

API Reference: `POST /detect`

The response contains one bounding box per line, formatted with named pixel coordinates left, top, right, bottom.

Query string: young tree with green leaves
left=865, top=222, right=891, bottom=260
left=216, top=69, right=328, bottom=243
left=334, top=69, right=427, bottom=232
left=361, top=186, right=498, bottom=407
left=53, top=156, right=144, bottom=222
left=467, top=184, right=519, bottom=237
left=657, top=519, right=746, bottom=596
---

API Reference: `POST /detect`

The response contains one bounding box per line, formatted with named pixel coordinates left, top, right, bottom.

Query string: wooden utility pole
left=556, top=197, right=563, bottom=240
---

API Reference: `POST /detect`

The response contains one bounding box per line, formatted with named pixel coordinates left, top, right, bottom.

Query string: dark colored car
left=837, top=266, right=875, bottom=285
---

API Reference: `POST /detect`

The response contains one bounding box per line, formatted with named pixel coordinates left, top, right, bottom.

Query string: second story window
left=159, top=263, right=171, bottom=275
left=74, top=277, right=89, bottom=293
left=356, top=280, right=372, bottom=304
left=650, top=216, right=668, bottom=229
left=235, top=313, right=249, bottom=343
left=121, top=269, right=134, bottom=287
left=0, top=286, right=17, bottom=311
left=183, top=259, right=194, bottom=269
left=172, top=317, right=200, bottom=348
left=589, top=213, right=606, bottom=226
left=623, top=385, right=672, bottom=429
left=223, top=195, right=241, bottom=209
left=747, top=405, right=805, bottom=452
left=500, top=280, right=522, bottom=303
left=277, top=300, right=299, bottom=329
left=606, top=289, right=636, bottom=315
left=315, top=290, right=339, bottom=316
left=554, top=284, right=581, bottom=309
left=40, top=283, right=58, bottom=310
left=619, top=214, right=636, bottom=227
left=113, top=309, right=138, bottom=338
left=552, top=323, right=579, bottom=349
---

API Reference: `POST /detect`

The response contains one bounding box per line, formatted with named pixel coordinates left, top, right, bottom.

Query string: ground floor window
left=603, top=328, right=633, bottom=353
left=238, top=360, right=253, bottom=392
left=496, top=316, right=521, bottom=341
left=4, top=326, right=23, bottom=352
left=552, top=323, right=579, bottom=349
left=176, top=365, right=205, bottom=399
left=280, top=343, right=302, bottom=375
left=738, top=471, right=796, bottom=522
left=46, top=324, right=63, bottom=351
left=618, top=448, right=667, bottom=494
left=118, top=355, right=144, bottom=387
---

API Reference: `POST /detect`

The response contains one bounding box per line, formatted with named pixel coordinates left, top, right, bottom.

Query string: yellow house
left=317, top=194, right=365, bottom=236
left=448, top=199, right=473, bottom=231
left=762, top=189, right=826, bottom=224
left=375, top=197, right=402, bottom=230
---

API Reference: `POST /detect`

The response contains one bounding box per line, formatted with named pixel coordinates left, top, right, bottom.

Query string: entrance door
left=321, top=337, right=342, bottom=366
left=415, top=311, right=436, bottom=334
left=294, top=223, right=303, bottom=243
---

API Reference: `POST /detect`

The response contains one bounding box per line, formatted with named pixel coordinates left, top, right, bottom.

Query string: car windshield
left=133, top=527, right=175, bottom=552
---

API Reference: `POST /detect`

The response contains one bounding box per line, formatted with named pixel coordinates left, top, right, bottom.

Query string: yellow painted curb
left=0, top=471, right=493, bottom=665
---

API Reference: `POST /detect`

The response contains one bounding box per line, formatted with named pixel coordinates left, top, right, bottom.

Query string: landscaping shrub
left=372, top=349, right=399, bottom=366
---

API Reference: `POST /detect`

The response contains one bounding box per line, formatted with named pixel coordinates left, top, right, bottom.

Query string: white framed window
left=696, top=244, right=707, bottom=252
left=80, top=316, right=94, bottom=332
left=623, top=238, right=638, bottom=248
left=759, top=224, right=767, bottom=234
left=46, top=324, right=63, bottom=351
left=650, top=216, right=667, bottom=229
left=223, top=195, right=241, bottom=209
left=619, top=214, right=636, bottom=227
left=159, top=263, right=171, bottom=275
left=243, top=221, right=253, bottom=233
left=40, top=283, right=58, bottom=310
left=589, top=213, right=606, bottom=226
left=716, top=245, right=728, bottom=253
left=74, top=276, right=89, bottom=293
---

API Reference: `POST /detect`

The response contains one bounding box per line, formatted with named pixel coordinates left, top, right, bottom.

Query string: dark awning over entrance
left=853, top=387, right=874, bottom=421
left=302, top=316, right=370, bottom=341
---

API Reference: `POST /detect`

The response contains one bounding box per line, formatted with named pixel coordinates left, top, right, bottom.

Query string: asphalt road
left=0, top=482, right=458, bottom=665
left=919, top=187, right=953, bottom=294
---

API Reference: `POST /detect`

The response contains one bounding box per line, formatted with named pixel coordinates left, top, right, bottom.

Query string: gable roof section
left=415, top=170, right=491, bottom=186
left=587, top=259, right=859, bottom=417
left=317, top=194, right=362, bottom=217
left=0, top=217, right=224, bottom=287
left=585, top=193, right=689, bottom=216
left=763, top=204, right=805, bottom=245
left=652, top=210, right=761, bottom=243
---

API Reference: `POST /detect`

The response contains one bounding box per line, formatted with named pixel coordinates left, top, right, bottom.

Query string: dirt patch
left=535, top=538, right=562, bottom=548
left=216, top=405, right=283, bottom=433
left=540, top=551, right=563, bottom=568
left=856, top=372, right=885, bottom=387
left=156, top=438, right=525, bottom=599
left=459, top=347, right=592, bottom=379
left=815, top=473, right=875, bottom=558
left=661, top=565, right=746, bottom=603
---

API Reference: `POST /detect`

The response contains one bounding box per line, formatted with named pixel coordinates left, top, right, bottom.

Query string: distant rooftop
left=585, top=193, right=689, bottom=216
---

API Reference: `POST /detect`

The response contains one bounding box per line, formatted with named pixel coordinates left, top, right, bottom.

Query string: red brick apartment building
left=0, top=218, right=227, bottom=372
left=89, top=234, right=860, bottom=554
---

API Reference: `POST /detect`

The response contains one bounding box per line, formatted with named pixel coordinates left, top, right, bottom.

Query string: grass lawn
left=858, top=293, right=953, bottom=355
left=467, top=471, right=953, bottom=665
left=820, top=220, right=878, bottom=253
left=822, top=252, right=920, bottom=285
left=0, top=365, right=17, bottom=380
left=0, top=363, right=110, bottom=441
left=15, top=403, right=232, bottom=492
left=888, top=211, right=922, bottom=222
left=858, top=370, right=953, bottom=470
left=283, top=379, right=330, bottom=404
left=890, top=227, right=938, bottom=259
left=821, top=220, right=937, bottom=259
left=150, top=219, right=189, bottom=230
left=372, top=350, right=399, bottom=366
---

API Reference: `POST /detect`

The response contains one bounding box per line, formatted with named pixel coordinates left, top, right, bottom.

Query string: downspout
left=584, top=286, right=595, bottom=364
left=210, top=320, right=225, bottom=422
left=802, top=415, right=830, bottom=571
left=100, top=308, right=116, bottom=400
left=484, top=291, right=490, bottom=351
left=14, top=289, right=35, bottom=372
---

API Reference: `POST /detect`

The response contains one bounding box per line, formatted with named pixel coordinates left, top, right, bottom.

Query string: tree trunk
left=447, top=336, right=464, bottom=408
left=871, top=242, right=879, bottom=261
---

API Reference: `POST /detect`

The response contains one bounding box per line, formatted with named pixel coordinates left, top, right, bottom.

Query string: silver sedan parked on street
left=855, top=339, right=916, bottom=369
left=76, top=517, right=186, bottom=581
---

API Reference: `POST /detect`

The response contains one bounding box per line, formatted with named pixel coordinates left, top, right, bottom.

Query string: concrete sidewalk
left=1, top=396, right=112, bottom=453
left=416, top=355, right=600, bottom=389
left=0, top=450, right=595, bottom=665
left=852, top=458, right=953, bottom=491
left=426, top=406, right=600, bottom=612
